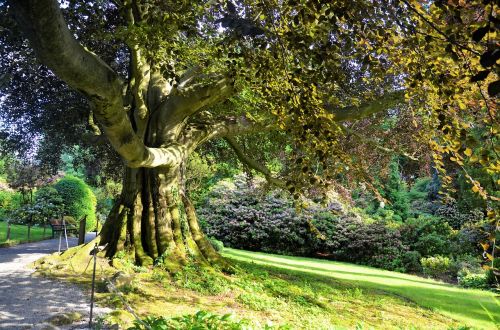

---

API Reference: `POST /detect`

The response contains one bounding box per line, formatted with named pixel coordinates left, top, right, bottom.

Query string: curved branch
left=225, top=137, right=286, bottom=188
left=184, top=116, right=275, bottom=150
left=9, top=0, right=184, bottom=169
left=9, top=0, right=124, bottom=101
left=326, top=91, right=404, bottom=122
left=156, top=75, right=235, bottom=131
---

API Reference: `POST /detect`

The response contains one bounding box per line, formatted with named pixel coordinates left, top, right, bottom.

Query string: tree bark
left=99, top=163, right=225, bottom=269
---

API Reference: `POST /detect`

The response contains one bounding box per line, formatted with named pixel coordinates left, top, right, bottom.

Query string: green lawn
left=223, top=248, right=500, bottom=329
left=0, top=220, right=51, bottom=245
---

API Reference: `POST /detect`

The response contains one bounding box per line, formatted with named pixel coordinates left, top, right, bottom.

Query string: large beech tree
left=4, top=0, right=497, bottom=267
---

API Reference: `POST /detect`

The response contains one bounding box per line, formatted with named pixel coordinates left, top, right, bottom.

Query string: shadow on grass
left=224, top=248, right=500, bottom=329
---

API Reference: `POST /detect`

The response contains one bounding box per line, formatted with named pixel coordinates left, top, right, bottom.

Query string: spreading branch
left=156, top=75, right=235, bottom=132
left=225, top=137, right=286, bottom=188
left=9, top=0, right=123, bottom=101
left=326, top=91, right=404, bottom=122
left=9, top=0, right=185, bottom=169
left=185, top=116, right=275, bottom=150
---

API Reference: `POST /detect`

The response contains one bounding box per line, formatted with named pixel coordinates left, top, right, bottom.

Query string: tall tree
left=3, top=0, right=497, bottom=267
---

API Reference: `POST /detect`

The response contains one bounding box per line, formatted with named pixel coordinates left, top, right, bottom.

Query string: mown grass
left=0, top=220, right=51, bottom=245
left=33, top=242, right=492, bottom=330
left=223, top=248, right=500, bottom=329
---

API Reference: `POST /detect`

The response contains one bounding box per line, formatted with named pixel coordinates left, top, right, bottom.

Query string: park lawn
left=0, top=220, right=51, bottom=245
left=223, top=248, right=500, bottom=329
left=34, top=242, right=496, bottom=330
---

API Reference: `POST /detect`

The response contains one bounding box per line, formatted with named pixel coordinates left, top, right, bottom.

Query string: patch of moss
left=105, top=310, right=136, bottom=329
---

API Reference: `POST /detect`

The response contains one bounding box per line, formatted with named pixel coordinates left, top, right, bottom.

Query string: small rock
left=45, top=312, right=82, bottom=326
left=110, top=271, right=135, bottom=288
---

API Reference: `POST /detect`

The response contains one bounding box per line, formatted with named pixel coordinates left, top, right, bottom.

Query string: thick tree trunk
left=99, top=164, right=225, bottom=270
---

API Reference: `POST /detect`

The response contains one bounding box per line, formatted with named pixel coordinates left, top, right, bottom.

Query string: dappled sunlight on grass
left=223, top=248, right=500, bottom=329
left=33, top=243, right=463, bottom=329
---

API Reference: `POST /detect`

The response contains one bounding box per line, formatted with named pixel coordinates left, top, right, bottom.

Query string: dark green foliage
left=33, top=186, right=65, bottom=221
left=54, top=175, right=97, bottom=230
left=200, top=177, right=315, bottom=255
left=407, top=177, right=431, bottom=201
left=10, top=186, right=65, bottom=226
left=311, top=214, right=409, bottom=271
left=382, top=160, right=410, bottom=221
left=399, top=216, right=454, bottom=257
left=434, top=202, right=484, bottom=230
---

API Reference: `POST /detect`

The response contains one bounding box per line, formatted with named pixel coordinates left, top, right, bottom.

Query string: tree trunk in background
left=99, top=165, right=224, bottom=269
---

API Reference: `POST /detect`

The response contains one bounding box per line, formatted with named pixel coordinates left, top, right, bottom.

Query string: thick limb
left=225, top=137, right=286, bottom=188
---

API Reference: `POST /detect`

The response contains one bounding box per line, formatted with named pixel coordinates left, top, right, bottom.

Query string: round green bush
left=54, top=175, right=97, bottom=230
left=420, top=255, right=456, bottom=280
left=458, top=272, right=489, bottom=289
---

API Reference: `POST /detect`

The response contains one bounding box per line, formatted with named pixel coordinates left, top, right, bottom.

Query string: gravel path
left=0, top=234, right=111, bottom=329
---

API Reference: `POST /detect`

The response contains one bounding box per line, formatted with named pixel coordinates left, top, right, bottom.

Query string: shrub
left=399, top=216, right=454, bottom=257
left=434, top=202, right=484, bottom=230
left=454, top=225, right=488, bottom=255
left=407, top=177, right=431, bottom=201
left=54, top=175, right=97, bottom=230
left=420, top=256, right=456, bottom=279
left=383, top=160, right=410, bottom=221
left=312, top=214, right=408, bottom=271
left=33, top=186, right=65, bottom=222
left=201, top=175, right=408, bottom=271
left=0, top=190, right=22, bottom=221
left=200, top=176, right=314, bottom=255
left=400, top=251, right=422, bottom=273
left=458, top=272, right=489, bottom=289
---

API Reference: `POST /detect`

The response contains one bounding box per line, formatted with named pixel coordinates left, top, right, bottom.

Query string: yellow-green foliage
left=54, top=175, right=97, bottom=230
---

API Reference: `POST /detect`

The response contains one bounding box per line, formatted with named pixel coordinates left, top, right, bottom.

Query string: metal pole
left=89, top=242, right=98, bottom=329
left=63, top=218, right=69, bottom=250
left=58, top=230, right=62, bottom=253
